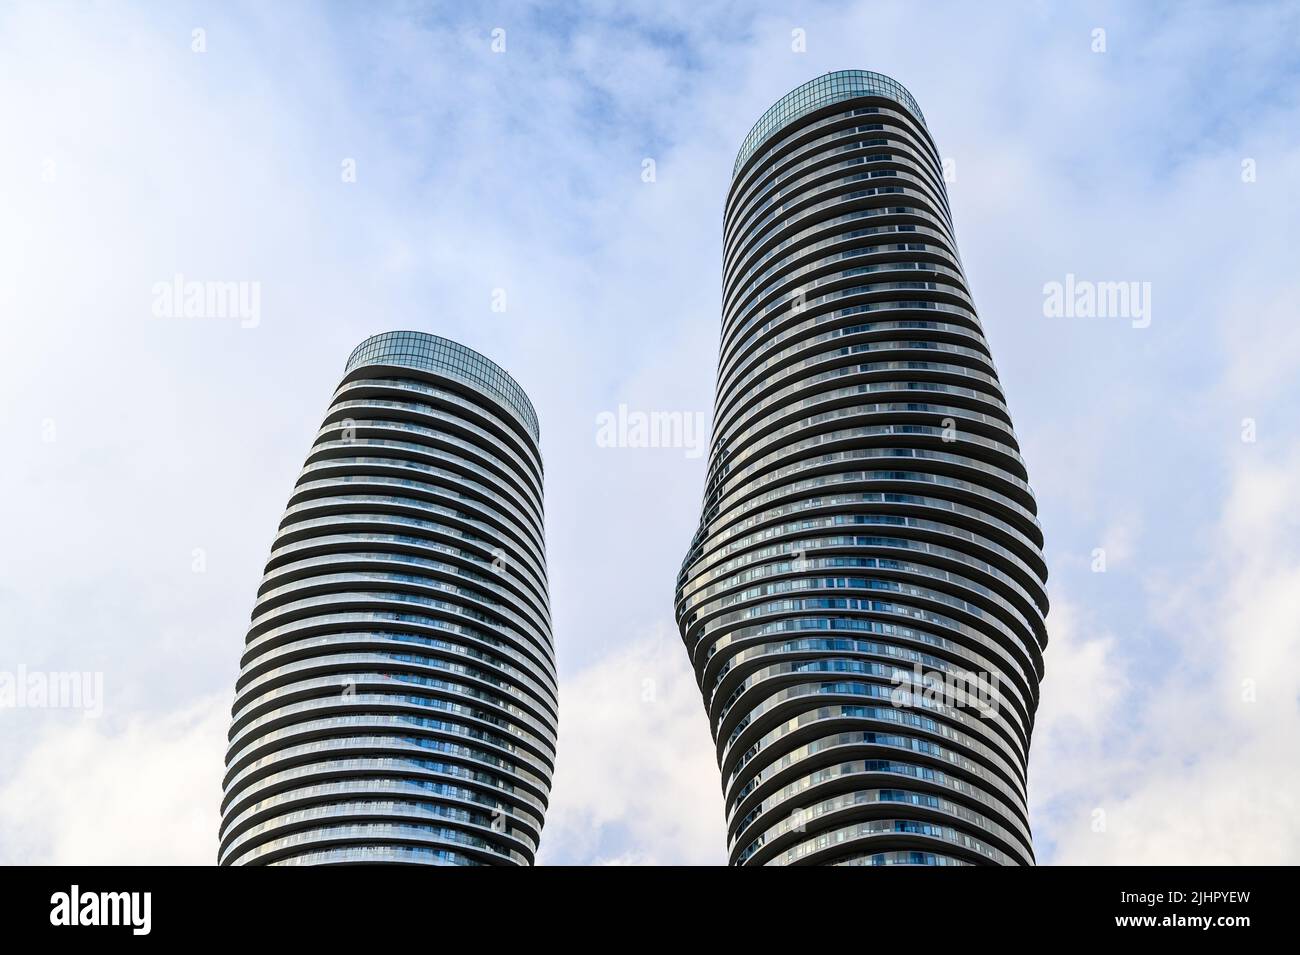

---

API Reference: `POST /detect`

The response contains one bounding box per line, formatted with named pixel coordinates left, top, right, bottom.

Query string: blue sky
left=0, top=0, right=1297, bottom=864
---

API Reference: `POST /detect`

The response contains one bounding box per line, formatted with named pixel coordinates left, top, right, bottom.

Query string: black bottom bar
left=4, top=865, right=1284, bottom=941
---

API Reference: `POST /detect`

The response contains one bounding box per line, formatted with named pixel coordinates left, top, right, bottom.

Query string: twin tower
left=218, top=71, right=1049, bottom=866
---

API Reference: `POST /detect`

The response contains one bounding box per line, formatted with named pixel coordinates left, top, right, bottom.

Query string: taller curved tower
left=220, top=331, right=556, bottom=866
left=675, top=71, right=1048, bottom=866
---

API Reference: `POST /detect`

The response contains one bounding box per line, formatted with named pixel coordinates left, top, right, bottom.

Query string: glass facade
left=677, top=71, right=1048, bottom=866
left=220, top=332, right=555, bottom=866
left=733, top=70, right=928, bottom=178
left=345, top=330, right=540, bottom=441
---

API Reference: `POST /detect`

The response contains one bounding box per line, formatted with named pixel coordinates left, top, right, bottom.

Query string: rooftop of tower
left=345, top=329, right=540, bottom=441
left=732, top=69, right=927, bottom=179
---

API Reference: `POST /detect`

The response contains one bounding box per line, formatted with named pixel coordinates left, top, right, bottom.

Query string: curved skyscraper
left=220, top=331, right=556, bottom=866
left=675, top=71, right=1048, bottom=866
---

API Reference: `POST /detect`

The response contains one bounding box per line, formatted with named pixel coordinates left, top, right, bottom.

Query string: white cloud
left=1031, top=451, right=1300, bottom=864
left=540, top=623, right=727, bottom=865
left=0, top=694, right=228, bottom=865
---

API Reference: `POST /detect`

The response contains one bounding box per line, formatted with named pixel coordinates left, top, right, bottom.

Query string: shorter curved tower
left=220, top=330, right=556, bottom=866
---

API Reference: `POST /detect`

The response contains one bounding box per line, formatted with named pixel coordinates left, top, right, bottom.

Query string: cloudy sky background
left=0, top=0, right=1297, bottom=864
